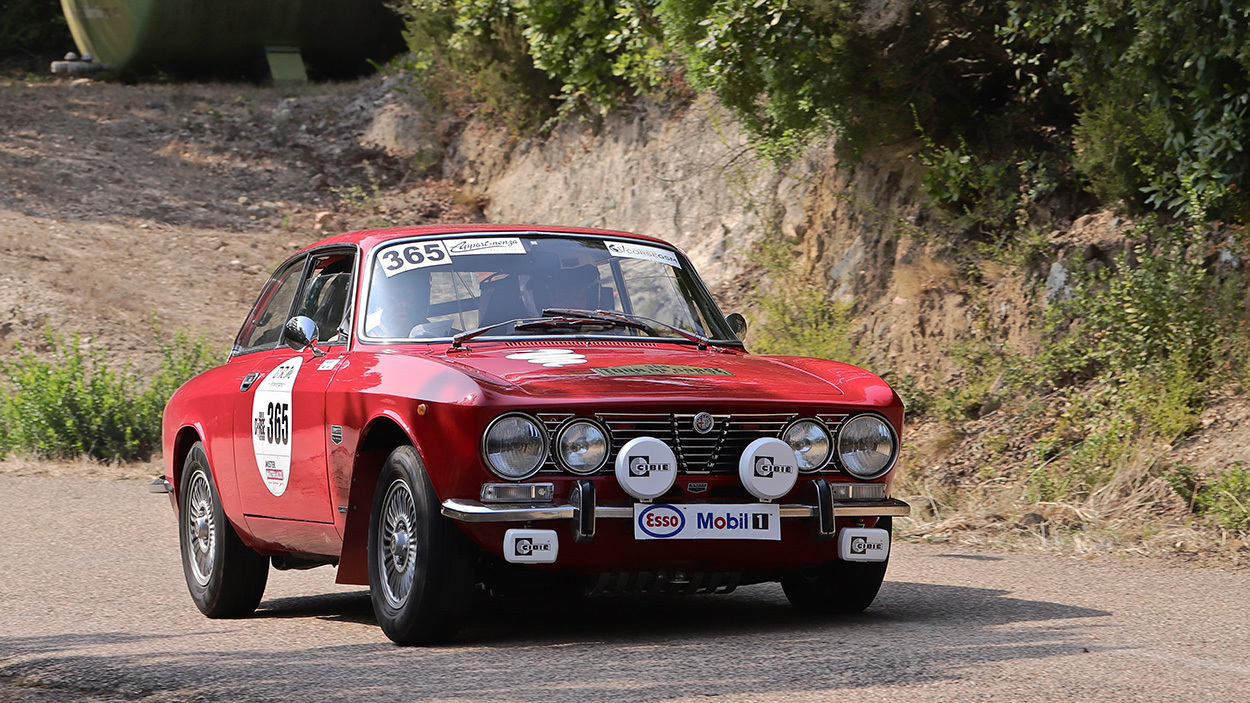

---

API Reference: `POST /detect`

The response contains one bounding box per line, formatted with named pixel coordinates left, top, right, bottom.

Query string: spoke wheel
left=378, top=478, right=419, bottom=608
left=367, top=445, right=476, bottom=645
left=178, top=441, right=269, bottom=618
left=185, top=469, right=217, bottom=586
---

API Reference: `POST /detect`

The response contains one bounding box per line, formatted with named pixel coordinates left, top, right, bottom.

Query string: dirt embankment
left=0, top=75, right=475, bottom=372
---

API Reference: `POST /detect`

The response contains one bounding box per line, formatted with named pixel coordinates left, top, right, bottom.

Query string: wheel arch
left=170, top=425, right=206, bottom=510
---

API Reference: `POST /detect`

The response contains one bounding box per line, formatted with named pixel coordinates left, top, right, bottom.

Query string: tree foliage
left=1003, top=0, right=1250, bottom=221
left=399, top=0, right=1250, bottom=223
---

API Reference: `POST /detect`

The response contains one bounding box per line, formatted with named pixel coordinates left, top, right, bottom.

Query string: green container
left=60, top=0, right=404, bottom=77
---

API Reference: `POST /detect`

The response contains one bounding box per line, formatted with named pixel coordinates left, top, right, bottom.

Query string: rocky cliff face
left=441, top=97, right=999, bottom=385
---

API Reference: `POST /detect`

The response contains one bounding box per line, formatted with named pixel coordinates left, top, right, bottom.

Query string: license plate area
left=633, top=503, right=781, bottom=540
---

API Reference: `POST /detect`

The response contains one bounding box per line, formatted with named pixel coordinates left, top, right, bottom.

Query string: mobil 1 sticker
left=251, top=357, right=302, bottom=496
left=634, top=503, right=781, bottom=541
left=376, top=240, right=452, bottom=277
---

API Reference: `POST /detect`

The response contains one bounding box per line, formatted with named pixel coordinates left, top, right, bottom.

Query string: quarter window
left=294, top=253, right=355, bottom=346
left=234, top=259, right=305, bottom=356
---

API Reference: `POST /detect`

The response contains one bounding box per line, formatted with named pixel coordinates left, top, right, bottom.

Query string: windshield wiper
left=450, top=315, right=626, bottom=349
left=541, top=308, right=713, bottom=350
left=451, top=317, right=541, bottom=349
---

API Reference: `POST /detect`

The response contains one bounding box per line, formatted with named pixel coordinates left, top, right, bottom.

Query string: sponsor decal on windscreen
left=443, top=237, right=526, bottom=255
left=376, top=240, right=453, bottom=277
left=633, top=503, right=781, bottom=540
left=606, top=241, right=682, bottom=268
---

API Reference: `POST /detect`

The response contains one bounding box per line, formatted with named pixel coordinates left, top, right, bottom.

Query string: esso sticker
left=738, top=437, right=799, bottom=501
left=614, top=436, right=678, bottom=500
left=637, top=504, right=685, bottom=538
left=251, top=357, right=302, bottom=496
left=376, top=240, right=452, bottom=277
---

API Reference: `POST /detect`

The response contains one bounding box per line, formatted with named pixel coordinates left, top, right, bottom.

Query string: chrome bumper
left=440, top=499, right=911, bottom=522
left=148, top=477, right=173, bottom=494
left=441, top=478, right=909, bottom=543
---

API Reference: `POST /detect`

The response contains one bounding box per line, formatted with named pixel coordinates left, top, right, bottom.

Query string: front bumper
left=441, top=478, right=909, bottom=542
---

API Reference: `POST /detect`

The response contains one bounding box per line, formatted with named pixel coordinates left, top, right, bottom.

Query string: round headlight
left=483, top=413, right=547, bottom=480
left=555, top=420, right=609, bottom=474
left=782, top=419, right=832, bottom=472
left=837, top=414, right=897, bottom=479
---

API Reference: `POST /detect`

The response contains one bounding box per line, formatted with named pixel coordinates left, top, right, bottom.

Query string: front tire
left=179, top=441, right=269, bottom=618
left=367, top=445, right=476, bottom=645
left=781, top=517, right=891, bottom=614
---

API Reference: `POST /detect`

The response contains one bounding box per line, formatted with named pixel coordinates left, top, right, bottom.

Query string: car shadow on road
left=254, top=578, right=1109, bottom=639
left=0, top=580, right=1113, bottom=702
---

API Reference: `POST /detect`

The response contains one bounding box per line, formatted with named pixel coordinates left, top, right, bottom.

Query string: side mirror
left=726, top=312, right=748, bottom=339
left=284, top=316, right=326, bottom=357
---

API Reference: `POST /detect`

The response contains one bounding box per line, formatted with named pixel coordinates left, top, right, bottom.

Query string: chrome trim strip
left=442, top=500, right=574, bottom=522
left=831, top=499, right=911, bottom=517
left=148, top=478, right=173, bottom=494
left=440, top=498, right=910, bottom=522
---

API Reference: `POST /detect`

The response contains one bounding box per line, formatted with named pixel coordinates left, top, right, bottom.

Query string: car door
left=230, top=250, right=355, bottom=526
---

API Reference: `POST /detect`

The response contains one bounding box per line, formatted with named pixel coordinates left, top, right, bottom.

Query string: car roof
left=299, top=224, right=677, bottom=256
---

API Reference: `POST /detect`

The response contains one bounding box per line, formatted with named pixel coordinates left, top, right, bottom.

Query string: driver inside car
left=527, top=263, right=603, bottom=313
left=366, top=269, right=442, bottom=337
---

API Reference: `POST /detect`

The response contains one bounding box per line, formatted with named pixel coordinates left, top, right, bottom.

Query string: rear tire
left=179, top=441, right=269, bottom=617
left=781, top=517, right=891, bottom=614
left=367, top=445, right=476, bottom=645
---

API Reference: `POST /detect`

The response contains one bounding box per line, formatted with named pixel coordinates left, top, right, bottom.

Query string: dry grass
left=894, top=418, right=1250, bottom=567
left=0, top=455, right=161, bottom=481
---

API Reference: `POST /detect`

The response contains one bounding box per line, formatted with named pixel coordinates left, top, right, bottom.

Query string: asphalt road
left=2, top=474, right=1248, bottom=702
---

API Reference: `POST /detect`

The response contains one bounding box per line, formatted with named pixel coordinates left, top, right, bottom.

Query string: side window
left=295, top=252, right=355, bottom=346
left=233, top=259, right=305, bottom=356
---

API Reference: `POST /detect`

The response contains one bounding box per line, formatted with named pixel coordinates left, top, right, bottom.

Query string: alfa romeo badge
left=693, top=412, right=715, bottom=434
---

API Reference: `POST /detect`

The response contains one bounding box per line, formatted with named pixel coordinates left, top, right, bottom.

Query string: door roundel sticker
left=251, top=357, right=302, bottom=496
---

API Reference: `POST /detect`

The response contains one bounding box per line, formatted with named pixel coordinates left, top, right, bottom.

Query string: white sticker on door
left=251, top=357, right=302, bottom=496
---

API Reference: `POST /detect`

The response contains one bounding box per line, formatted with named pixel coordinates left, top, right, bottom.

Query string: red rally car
left=155, top=225, right=910, bottom=645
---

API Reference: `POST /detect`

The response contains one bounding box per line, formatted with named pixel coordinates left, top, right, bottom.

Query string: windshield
left=361, top=234, right=737, bottom=343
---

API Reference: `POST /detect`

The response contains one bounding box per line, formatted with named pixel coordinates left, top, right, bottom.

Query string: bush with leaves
left=1002, top=0, right=1250, bottom=221
left=1168, top=463, right=1250, bottom=533
left=0, top=330, right=219, bottom=462
left=402, top=0, right=670, bottom=129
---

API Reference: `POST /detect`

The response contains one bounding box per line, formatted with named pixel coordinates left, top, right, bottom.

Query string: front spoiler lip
left=441, top=497, right=911, bottom=523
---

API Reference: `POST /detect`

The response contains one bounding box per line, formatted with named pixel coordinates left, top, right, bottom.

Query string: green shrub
left=1013, top=219, right=1243, bottom=505
left=1037, top=222, right=1223, bottom=386
left=1168, top=463, right=1250, bottom=533
left=747, top=239, right=861, bottom=363
left=0, top=330, right=219, bottom=462
left=518, top=0, right=669, bottom=111
left=1002, top=0, right=1250, bottom=221
left=401, top=0, right=561, bottom=133
left=1070, top=93, right=1171, bottom=210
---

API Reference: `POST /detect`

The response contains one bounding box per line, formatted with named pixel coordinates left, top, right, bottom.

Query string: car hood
left=428, top=342, right=870, bottom=403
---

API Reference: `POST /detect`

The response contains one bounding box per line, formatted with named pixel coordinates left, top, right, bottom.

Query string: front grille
left=537, top=411, right=848, bottom=475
